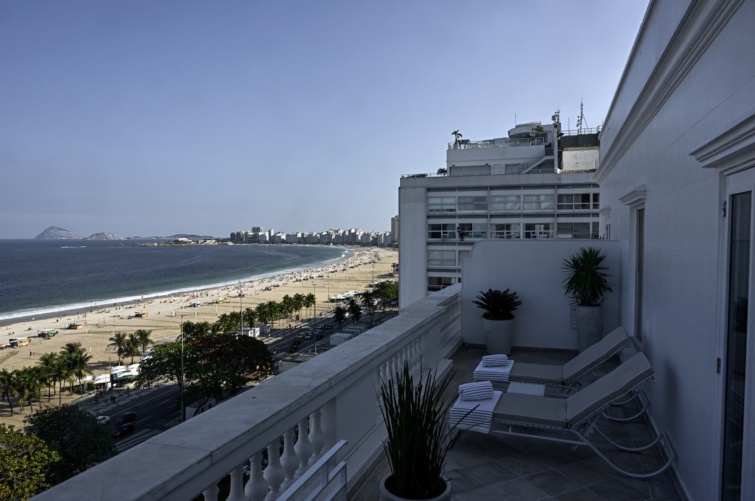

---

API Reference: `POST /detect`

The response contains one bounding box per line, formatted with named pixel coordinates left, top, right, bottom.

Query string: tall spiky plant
left=562, top=247, right=613, bottom=306
left=379, top=362, right=455, bottom=499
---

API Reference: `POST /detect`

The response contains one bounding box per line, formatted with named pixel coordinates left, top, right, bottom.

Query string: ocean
left=0, top=240, right=346, bottom=323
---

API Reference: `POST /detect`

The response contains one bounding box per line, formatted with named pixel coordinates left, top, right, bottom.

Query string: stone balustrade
left=32, top=285, right=462, bottom=501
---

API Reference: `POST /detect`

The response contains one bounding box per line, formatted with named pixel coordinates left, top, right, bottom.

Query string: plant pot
left=576, top=305, right=602, bottom=352
left=482, top=317, right=515, bottom=355
left=380, top=474, right=451, bottom=501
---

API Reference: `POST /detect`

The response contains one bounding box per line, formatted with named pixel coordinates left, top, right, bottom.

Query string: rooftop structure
left=398, top=118, right=601, bottom=308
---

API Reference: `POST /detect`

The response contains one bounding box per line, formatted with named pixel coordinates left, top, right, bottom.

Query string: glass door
left=722, top=169, right=755, bottom=500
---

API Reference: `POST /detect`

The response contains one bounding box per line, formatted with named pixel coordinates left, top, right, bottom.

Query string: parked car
left=115, top=412, right=136, bottom=425
left=111, top=423, right=134, bottom=438
left=96, top=415, right=110, bottom=425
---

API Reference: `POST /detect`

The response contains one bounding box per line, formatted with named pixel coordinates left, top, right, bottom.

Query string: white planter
left=380, top=474, right=451, bottom=501
left=482, top=317, right=515, bottom=355
left=576, top=306, right=603, bottom=352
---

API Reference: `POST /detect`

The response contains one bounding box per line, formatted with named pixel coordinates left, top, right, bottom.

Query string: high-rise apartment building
left=398, top=118, right=601, bottom=307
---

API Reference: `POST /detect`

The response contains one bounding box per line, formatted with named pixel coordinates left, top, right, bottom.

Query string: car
left=303, top=332, right=312, bottom=340
left=315, top=333, right=323, bottom=340
left=111, top=423, right=134, bottom=438
left=95, top=415, right=110, bottom=425
left=323, top=324, right=333, bottom=330
left=288, top=344, right=298, bottom=353
left=115, top=412, right=136, bottom=425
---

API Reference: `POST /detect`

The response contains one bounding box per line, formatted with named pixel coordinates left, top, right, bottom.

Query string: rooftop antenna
left=576, top=100, right=589, bottom=134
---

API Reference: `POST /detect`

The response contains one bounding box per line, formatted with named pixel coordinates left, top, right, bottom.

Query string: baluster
left=280, top=428, right=299, bottom=488
left=295, top=417, right=314, bottom=471
left=263, top=438, right=285, bottom=500
left=202, top=483, right=219, bottom=501
left=244, top=452, right=268, bottom=501
left=226, top=465, right=245, bottom=501
left=309, top=409, right=325, bottom=459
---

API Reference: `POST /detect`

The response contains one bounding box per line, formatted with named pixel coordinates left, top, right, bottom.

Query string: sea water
left=0, top=240, right=345, bottom=322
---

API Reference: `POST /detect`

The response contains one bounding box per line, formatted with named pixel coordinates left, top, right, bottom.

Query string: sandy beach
left=0, top=246, right=397, bottom=427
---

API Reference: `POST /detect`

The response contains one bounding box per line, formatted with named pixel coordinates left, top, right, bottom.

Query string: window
left=427, top=224, right=456, bottom=240
left=456, top=223, right=488, bottom=239
left=427, top=196, right=456, bottom=213
left=490, top=195, right=521, bottom=211
left=428, top=276, right=456, bottom=292
left=427, top=250, right=456, bottom=267
left=556, top=222, right=598, bottom=239
left=491, top=223, right=521, bottom=239
left=457, top=196, right=488, bottom=211
left=524, top=223, right=552, bottom=238
left=557, top=193, right=599, bottom=210
left=523, top=194, right=554, bottom=210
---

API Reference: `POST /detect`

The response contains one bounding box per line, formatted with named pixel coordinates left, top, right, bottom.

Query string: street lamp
left=313, top=282, right=317, bottom=354
left=180, top=314, right=186, bottom=422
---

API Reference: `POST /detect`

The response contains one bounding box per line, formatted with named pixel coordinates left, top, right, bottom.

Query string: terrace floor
left=351, top=344, right=686, bottom=501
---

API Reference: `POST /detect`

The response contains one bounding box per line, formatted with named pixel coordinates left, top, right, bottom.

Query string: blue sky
left=0, top=1, right=647, bottom=239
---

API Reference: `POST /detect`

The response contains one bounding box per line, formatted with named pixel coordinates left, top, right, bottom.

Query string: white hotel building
left=398, top=121, right=602, bottom=307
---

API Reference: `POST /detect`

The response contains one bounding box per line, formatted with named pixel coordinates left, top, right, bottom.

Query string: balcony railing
left=32, top=286, right=463, bottom=501
left=447, top=137, right=546, bottom=150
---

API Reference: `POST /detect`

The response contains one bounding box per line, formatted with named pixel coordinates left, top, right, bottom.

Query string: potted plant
left=562, top=247, right=613, bottom=352
left=473, top=288, right=522, bottom=355
left=378, top=362, right=455, bottom=500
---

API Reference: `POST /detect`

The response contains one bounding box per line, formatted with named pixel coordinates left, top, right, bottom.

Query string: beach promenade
left=0, top=247, right=397, bottom=428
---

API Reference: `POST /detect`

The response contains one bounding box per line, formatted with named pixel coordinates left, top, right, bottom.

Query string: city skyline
left=0, top=1, right=647, bottom=238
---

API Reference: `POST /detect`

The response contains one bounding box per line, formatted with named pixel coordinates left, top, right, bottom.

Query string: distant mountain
left=35, top=226, right=82, bottom=240
left=85, top=232, right=124, bottom=241
left=35, top=227, right=216, bottom=240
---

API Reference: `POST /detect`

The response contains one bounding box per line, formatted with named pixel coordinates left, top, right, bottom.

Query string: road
left=82, top=309, right=398, bottom=451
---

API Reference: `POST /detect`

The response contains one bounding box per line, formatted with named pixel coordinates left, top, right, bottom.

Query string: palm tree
left=60, top=343, right=92, bottom=395
left=334, top=306, right=347, bottom=331
left=126, top=333, right=140, bottom=364
left=452, top=130, right=462, bottom=145
left=360, top=291, right=376, bottom=325
left=304, top=293, right=316, bottom=318
left=0, top=368, right=17, bottom=415
left=108, top=332, right=128, bottom=365
left=51, top=359, right=71, bottom=405
left=37, top=352, right=59, bottom=401
left=135, top=329, right=154, bottom=355
left=347, top=298, right=362, bottom=324
left=15, top=367, right=42, bottom=412
left=292, top=293, right=305, bottom=320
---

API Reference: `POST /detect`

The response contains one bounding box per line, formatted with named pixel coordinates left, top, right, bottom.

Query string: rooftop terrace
left=31, top=285, right=684, bottom=501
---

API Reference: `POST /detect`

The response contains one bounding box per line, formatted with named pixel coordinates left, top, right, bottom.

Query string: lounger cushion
left=562, top=326, right=629, bottom=385
left=493, top=392, right=567, bottom=428
left=566, top=352, right=653, bottom=427
left=507, top=363, right=563, bottom=384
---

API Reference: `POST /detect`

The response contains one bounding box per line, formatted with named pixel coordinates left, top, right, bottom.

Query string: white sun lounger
left=474, top=326, right=633, bottom=388
left=454, top=352, right=674, bottom=479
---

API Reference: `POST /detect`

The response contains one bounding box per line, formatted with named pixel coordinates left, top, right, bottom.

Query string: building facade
left=398, top=122, right=601, bottom=307
left=596, top=0, right=755, bottom=498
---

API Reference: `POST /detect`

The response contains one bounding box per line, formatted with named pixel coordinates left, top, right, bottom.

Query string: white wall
left=597, top=1, right=755, bottom=498
left=398, top=185, right=428, bottom=308
left=461, top=239, right=620, bottom=351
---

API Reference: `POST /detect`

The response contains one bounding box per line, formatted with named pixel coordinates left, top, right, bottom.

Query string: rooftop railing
left=447, top=136, right=546, bottom=150
left=31, top=286, right=463, bottom=501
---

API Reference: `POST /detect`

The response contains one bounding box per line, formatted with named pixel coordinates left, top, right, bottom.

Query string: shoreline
left=0, top=244, right=354, bottom=327
left=0, top=246, right=397, bottom=427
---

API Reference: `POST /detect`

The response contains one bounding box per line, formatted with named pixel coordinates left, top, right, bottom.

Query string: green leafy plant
left=473, top=289, right=522, bottom=320
left=379, top=362, right=455, bottom=499
left=562, top=247, right=613, bottom=306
